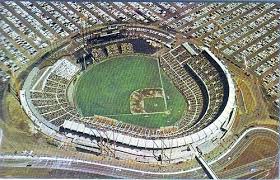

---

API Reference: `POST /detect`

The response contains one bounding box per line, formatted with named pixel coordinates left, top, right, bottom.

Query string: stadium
left=19, top=24, right=236, bottom=163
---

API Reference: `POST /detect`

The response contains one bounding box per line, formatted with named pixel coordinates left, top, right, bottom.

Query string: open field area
left=224, top=136, right=278, bottom=170
left=0, top=93, right=60, bottom=153
left=75, top=55, right=186, bottom=128
left=236, top=77, right=256, bottom=114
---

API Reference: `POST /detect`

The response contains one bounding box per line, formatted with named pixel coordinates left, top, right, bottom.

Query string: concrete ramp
left=190, top=145, right=219, bottom=179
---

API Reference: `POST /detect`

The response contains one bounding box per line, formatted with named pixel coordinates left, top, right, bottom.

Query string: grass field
left=144, top=97, right=165, bottom=113
left=75, top=55, right=186, bottom=128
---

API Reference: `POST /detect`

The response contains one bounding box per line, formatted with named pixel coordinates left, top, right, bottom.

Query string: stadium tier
left=20, top=25, right=236, bottom=163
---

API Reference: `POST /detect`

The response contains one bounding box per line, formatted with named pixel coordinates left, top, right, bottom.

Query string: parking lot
left=0, top=2, right=279, bottom=106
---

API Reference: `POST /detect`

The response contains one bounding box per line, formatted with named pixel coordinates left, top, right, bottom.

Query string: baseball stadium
left=19, top=24, right=236, bottom=163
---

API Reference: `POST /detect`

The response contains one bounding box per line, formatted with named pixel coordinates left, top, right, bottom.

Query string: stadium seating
left=29, top=59, right=79, bottom=126
left=21, top=41, right=235, bottom=163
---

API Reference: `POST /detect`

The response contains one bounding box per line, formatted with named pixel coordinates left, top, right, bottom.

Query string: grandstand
left=20, top=25, right=236, bottom=163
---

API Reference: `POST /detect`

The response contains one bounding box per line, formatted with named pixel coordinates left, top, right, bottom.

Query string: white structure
left=20, top=39, right=236, bottom=163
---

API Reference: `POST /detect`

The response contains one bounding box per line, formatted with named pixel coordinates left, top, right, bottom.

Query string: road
left=211, top=128, right=278, bottom=169
left=218, top=155, right=277, bottom=179
left=0, top=127, right=278, bottom=178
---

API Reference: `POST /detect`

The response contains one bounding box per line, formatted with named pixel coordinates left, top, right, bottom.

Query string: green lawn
left=74, top=55, right=186, bottom=128
left=144, top=97, right=165, bottom=113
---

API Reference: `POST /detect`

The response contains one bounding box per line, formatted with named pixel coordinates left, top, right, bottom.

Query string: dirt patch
left=0, top=93, right=59, bottom=153
left=130, top=90, right=145, bottom=113
left=264, top=164, right=279, bottom=179
left=225, top=136, right=278, bottom=170
left=236, top=78, right=256, bottom=114
left=5, top=94, right=30, bottom=132
left=238, top=169, right=267, bottom=179
left=0, top=83, right=8, bottom=121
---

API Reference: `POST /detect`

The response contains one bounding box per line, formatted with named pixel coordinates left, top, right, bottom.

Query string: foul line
left=156, top=58, right=168, bottom=111
left=101, top=111, right=167, bottom=117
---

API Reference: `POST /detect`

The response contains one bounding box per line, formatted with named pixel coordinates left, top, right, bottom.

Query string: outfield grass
left=75, top=55, right=186, bottom=128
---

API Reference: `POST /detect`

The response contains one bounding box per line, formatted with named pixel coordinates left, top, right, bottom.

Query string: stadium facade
left=19, top=24, right=236, bottom=163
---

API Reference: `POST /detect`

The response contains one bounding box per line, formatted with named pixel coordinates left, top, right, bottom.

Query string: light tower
left=209, top=20, right=222, bottom=56
left=81, top=15, right=89, bottom=70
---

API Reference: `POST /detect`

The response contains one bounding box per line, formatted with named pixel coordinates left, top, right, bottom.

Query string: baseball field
left=74, top=55, right=186, bottom=128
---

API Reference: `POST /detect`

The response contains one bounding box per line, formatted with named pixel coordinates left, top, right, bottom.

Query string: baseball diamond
left=74, top=55, right=186, bottom=128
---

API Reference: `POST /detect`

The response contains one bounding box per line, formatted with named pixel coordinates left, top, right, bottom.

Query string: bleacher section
left=161, top=44, right=232, bottom=137
left=29, top=59, right=80, bottom=126
left=92, top=42, right=134, bottom=62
